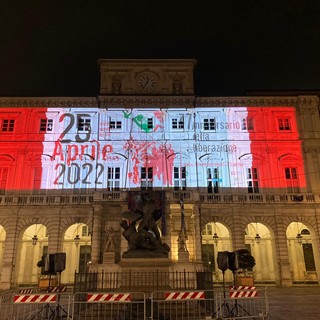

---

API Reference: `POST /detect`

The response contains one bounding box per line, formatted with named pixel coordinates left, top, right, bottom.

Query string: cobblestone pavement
left=267, top=286, right=320, bottom=320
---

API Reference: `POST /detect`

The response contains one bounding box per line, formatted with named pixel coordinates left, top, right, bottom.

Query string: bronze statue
left=120, top=192, right=170, bottom=258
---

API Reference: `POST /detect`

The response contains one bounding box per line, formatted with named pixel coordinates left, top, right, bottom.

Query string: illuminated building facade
left=0, top=59, right=319, bottom=289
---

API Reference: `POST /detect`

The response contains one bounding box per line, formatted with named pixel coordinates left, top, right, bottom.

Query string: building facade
left=0, top=59, right=319, bottom=290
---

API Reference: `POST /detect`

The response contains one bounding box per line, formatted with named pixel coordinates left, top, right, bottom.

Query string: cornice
left=196, top=96, right=319, bottom=108
left=98, top=59, right=197, bottom=69
left=0, top=95, right=318, bottom=109
left=98, top=95, right=196, bottom=108
left=0, top=97, right=98, bottom=108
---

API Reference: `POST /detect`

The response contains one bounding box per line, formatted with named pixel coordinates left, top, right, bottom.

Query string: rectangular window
left=302, top=243, right=316, bottom=272
left=278, top=118, right=291, bottom=131
left=81, top=225, right=92, bottom=237
left=1, top=119, right=15, bottom=132
left=40, top=119, right=53, bottom=132
left=203, top=118, right=215, bottom=131
left=241, top=117, right=254, bottom=131
left=202, top=223, right=213, bottom=236
left=109, top=119, right=122, bottom=129
left=78, top=245, right=91, bottom=273
left=247, top=167, right=259, bottom=193
left=172, top=116, right=184, bottom=130
left=107, top=167, right=120, bottom=191
left=0, top=168, right=8, bottom=194
left=201, top=243, right=215, bottom=271
left=78, top=117, right=91, bottom=131
left=174, top=166, right=186, bottom=190
left=141, top=167, right=153, bottom=190
left=207, top=168, right=219, bottom=193
left=285, top=167, right=300, bottom=193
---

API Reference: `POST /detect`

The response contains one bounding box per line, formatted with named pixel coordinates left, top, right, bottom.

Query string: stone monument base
left=119, top=258, right=172, bottom=293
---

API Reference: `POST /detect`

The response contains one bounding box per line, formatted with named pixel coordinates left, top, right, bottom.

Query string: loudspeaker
left=236, top=249, right=256, bottom=269
left=217, top=251, right=229, bottom=271
left=227, top=251, right=238, bottom=272
left=54, top=252, right=66, bottom=273
left=38, top=253, right=55, bottom=275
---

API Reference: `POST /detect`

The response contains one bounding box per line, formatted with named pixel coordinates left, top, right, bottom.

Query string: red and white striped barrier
left=13, top=294, right=57, bottom=303
left=18, top=288, right=34, bottom=294
left=87, top=293, right=131, bottom=303
left=229, top=286, right=258, bottom=298
left=47, top=286, right=67, bottom=293
left=165, top=291, right=205, bottom=300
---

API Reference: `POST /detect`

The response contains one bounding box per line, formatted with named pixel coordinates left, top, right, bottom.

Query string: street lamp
left=32, top=234, right=38, bottom=246
left=212, top=232, right=219, bottom=246
left=255, top=223, right=261, bottom=244
left=74, top=223, right=81, bottom=247
left=32, top=223, right=38, bottom=246
left=296, top=233, right=303, bottom=244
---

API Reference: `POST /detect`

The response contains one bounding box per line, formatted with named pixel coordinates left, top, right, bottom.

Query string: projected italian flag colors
left=0, top=106, right=306, bottom=192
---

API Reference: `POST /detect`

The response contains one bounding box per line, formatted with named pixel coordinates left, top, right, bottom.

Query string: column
left=0, top=218, right=19, bottom=290
left=232, top=215, right=246, bottom=251
left=192, top=204, right=203, bottom=263
left=91, top=205, right=102, bottom=265
left=274, top=213, right=292, bottom=287
left=46, top=209, right=62, bottom=253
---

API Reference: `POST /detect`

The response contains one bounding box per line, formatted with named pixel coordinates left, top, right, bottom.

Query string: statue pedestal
left=178, top=250, right=190, bottom=262
left=119, top=258, right=172, bottom=293
left=103, top=251, right=115, bottom=264
left=89, top=252, right=120, bottom=273
left=120, top=257, right=171, bottom=272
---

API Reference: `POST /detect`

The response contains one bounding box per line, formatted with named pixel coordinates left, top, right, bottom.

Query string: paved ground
left=267, top=286, right=320, bottom=320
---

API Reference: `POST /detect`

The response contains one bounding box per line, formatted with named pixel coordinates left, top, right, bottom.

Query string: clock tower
left=98, top=59, right=196, bottom=95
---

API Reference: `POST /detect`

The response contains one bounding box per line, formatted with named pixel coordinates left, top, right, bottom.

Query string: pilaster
left=192, top=204, right=203, bottom=263
left=274, top=213, right=292, bottom=287
left=0, top=221, right=19, bottom=290
left=232, top=215, right=246, bottom=251
left=91, top=205, right=102, bottom=264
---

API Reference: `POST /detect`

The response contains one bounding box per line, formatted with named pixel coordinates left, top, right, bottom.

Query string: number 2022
left=54, top=163, right=104, bottom=185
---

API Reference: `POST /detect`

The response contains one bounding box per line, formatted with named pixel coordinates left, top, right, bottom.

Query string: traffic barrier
left=165, top=291, right=205, bottom=300
left=47, top=285, right=67, bottom=292
left=0, top=287, right=269, bottom=320
left=72, top=291, right=146, bottom=319
left=13, top=293, right=57, bottom=303
left=18, top=288, right=35, bottom=294
left=214, top=287, right=268, bottom=319
left=0, top=290, right=70, bottom=320
left=87, top=292, right=131, bottom=302
left=152, top=290, right=215, bottom=320
left=230, top=285, right=258, bottom=298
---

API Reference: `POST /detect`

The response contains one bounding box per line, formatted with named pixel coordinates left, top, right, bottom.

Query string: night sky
left=1, top=0, right=320, bottom=97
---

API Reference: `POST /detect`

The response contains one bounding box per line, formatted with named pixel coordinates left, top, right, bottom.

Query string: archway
left=201, top=222, right=233, bottom=282
left=0, top=225, right=6, bottom=274
left=245, top=222, right=276, bottom=283
left=15, top=224, right=48, bottom=285
left=287, top=222, right=318, bottom=284
left=61, top=223, right=91, bottom=284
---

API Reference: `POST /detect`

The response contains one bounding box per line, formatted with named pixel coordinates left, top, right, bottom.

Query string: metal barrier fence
left=214, top=287, right=269, bottom=320
left=151, top=289, right=216, bottom=320
left=71, top=291, right=146, bottom=320
left=0, top=291, right=71, bottom=320
left=0, top=287, right=269, bottom=320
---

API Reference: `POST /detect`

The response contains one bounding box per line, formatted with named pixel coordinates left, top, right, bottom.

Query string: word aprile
left=51, top=140, right=114, bottom=165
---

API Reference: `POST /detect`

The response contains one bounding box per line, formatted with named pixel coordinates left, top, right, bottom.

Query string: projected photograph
left=0, top=106, right=305, bottom=193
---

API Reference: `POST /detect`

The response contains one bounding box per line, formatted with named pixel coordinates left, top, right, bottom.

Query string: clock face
left=136, top=71, right=159, bottom=92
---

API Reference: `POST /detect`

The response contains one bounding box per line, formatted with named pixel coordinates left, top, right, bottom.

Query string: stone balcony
left=0, top=190, right=318, bottom=206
